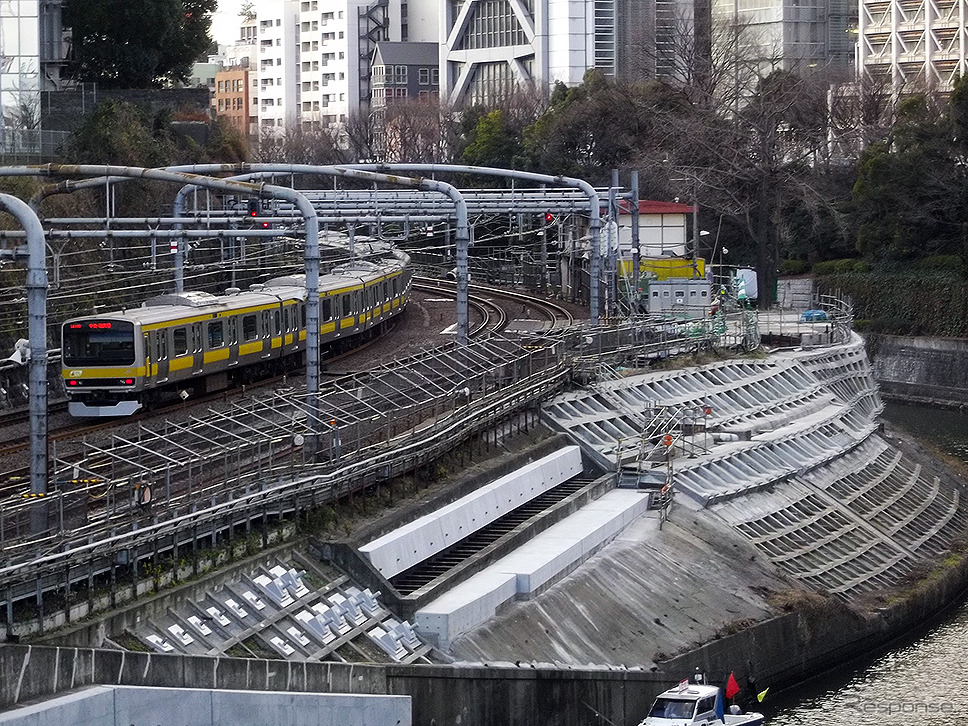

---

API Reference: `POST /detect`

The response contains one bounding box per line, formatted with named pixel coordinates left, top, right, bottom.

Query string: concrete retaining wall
left=3, top=549, right=968, bottom=726
left=414, top=490, right=651, bottom=649
left=870, top=335, right=968, bottom=407
left=41, top=88, right=211, bottom=133
left=0, top=685, right=409, bottom=726
left=0, top=646, right=387, bottom=708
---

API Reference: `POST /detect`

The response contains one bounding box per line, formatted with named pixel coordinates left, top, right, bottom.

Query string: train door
left=150, top=329, right=170, bottom=383
left=227, top=315, right=239, bottom=367
left=191, top=323, right=204, bottom=373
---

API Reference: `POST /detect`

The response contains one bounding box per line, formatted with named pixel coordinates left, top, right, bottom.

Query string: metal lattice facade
left=858, top=0, right=968, bottom=94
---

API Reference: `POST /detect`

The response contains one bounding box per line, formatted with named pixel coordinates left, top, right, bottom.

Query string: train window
left=156, top=333, right=168, bottom=361
left=228, top=318, right=238, bottom=345
left=272, top=309, right=282, bottom=335
left=342, top=295, right=351, bottom=317
left=300, top=304, right=306, bottom=328
left=62, top=320, right=135, bottom=366
left=261, top=311, right=270, bottom=338
left=173, top=327, right=188, bottom=356
left=243, top=314, right=257, bottom=343
left=208, top=321, right=225, bottom=348
left=322, top=298, right=332, bottom=320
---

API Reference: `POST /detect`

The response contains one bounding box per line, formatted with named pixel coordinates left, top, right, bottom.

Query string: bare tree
left=637, top=27, right=848, bottom=307
left=381, top=97, right=454, bottom=163
left=254, top=123, right=347, bottom=164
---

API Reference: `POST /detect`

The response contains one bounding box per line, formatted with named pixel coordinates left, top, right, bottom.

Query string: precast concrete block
left=320, top=694, right=411, bottom=726
left=415, top=571, right=517, bottom=650
left=362, top=515, right=447, bottom=579
left=114, top=685, right=213, bottom=725
left=0, top=686, right=115, bottom=726
left=464, top=487, right=501, bottom=527
left=507, top=539, right=584, bottom=594
left=436, top=501, right=478, bottom=547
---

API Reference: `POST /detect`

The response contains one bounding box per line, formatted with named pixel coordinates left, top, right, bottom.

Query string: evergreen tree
left=65, top=0, right=217, bottom=88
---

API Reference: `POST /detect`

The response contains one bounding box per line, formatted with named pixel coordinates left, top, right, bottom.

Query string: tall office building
left=441, top=0, right=708, bottom=107
left=0, top=0, right=56, bottom=153
left=710, top=0, right=855, bottom=78
left=858, top=0, right=968, bottom=94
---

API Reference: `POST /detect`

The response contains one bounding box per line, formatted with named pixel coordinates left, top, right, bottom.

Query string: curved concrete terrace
left=440, top=334, right=968, bottom=665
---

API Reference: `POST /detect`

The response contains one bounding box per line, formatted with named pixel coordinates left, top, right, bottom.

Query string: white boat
left=639, top=682, right=765, bottom=726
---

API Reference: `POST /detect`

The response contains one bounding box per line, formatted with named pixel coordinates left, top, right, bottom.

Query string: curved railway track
left=0, top=279, right=581, bottom=556
left=412, top=276, right=575, bottom=335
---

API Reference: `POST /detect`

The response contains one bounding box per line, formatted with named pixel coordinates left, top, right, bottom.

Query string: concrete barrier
left=0, top=685, right=410, bottom=726
left=360, top=446, right=583, bottom=578
left=414, top=489, right=650, bottom=649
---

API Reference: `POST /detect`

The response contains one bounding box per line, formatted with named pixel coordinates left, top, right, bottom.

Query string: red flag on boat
left=725, top=672, right=741, bottom=699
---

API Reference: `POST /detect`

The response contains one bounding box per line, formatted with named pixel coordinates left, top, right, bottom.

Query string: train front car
left=62, top=315, right=145, bottom=416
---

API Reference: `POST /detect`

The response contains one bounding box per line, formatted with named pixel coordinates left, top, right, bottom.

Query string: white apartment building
left=249, top=0, right=430, bottom=135
left=254, top=0, right=299, bottom=132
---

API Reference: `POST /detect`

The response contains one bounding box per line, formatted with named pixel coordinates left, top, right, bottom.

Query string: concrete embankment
left=869, top=334, right=968, bottom=407
left=5, top=336, right=968, bottom=726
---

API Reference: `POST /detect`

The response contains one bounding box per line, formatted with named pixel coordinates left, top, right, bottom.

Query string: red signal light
left=544, top=213, right=554, bottom=222
left=262, top=221, right=270, bottom=228
left=68, top=380, right=78, bottom=386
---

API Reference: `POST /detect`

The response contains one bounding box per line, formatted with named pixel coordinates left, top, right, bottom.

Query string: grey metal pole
left=0, top=194, right=49, bottom=503
left=692, top=201, right=699, bottom=279
left=630, top=171, right=640, bottom=310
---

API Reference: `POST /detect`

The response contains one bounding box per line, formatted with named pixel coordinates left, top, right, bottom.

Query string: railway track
left=413, top=276, right=575, bottom=334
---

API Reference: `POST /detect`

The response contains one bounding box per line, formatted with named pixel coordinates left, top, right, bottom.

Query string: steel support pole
left=0, top=195, right=49, bottom=511
left=630, top=171, right=640, bottom=310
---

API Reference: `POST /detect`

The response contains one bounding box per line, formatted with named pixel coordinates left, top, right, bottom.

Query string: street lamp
left=720, top=246, right=729, bottom=286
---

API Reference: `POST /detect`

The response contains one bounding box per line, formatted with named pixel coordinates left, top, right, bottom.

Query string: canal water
left=766, top=403, right=968, bottom=725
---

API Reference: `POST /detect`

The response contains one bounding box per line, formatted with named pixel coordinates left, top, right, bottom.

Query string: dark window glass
left=62, top=320, right=135, bottom=366
left=208, top=321, right=224, bottom=348
left=173, top=327, right=188, bottom=355
left=242, top=314, right=258, bottom=342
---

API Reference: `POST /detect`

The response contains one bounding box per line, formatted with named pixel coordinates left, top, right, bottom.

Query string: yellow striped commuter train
left=61, top=245, right=411, bottom=416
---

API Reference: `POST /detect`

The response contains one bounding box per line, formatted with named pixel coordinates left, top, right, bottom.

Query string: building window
left=419, top=68, right=429, bottom=84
